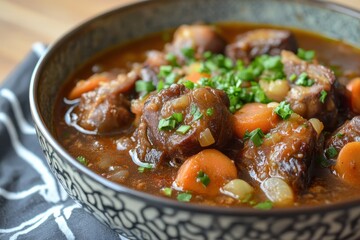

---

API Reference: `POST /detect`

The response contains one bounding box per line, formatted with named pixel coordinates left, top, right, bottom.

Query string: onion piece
left=261, top=177, right=294, bottom=206
left=221, top=179, right=254, bottom=201
left=309, top=118, right=324, bottom=136
left=198, top=128, right=215, bottom=147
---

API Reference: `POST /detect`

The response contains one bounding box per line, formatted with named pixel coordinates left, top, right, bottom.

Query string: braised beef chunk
left=166, top=24, right=226, bottom=60
left=325, top=116, right=360, bottom=159
left=281, top=50, right=338, bottom=128
left=225, top=29, right=297, bottom=64
left=238, top=114, right=317, bottom=192
left=135, top=84, right=233, bottom=165
left=74, top=73, right=136, bottom=133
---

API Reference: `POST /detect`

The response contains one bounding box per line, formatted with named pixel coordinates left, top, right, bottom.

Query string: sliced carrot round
left=346, top=78, right=360, bottom=114
left=174, top=149, right=237, bottom=196
left=334, top=142, right=360, bottom=186
left=233, top=102, right=279, bottom=138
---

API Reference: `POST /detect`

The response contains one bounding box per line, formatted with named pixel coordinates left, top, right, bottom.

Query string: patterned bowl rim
left=30, top=0, right=360, bottom=217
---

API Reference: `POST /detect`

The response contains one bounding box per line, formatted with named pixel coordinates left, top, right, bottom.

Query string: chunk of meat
left=225, top=29, right=298, bottom=64
left=281, top=50, right=338, bottom=128
left=325, top=116, right=360, bottom=159
left=238, top=114, right=317, bottom=192
left=135, top=84, right=233, bottom=165
left=144, top=50, right=168, bottom=72
left=166, top=24, right=226, bottom=60
left=73, top=73, right=136, bottom=134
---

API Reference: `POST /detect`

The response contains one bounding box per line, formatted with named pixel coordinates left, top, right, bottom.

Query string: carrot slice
left=68, top=74, right=110, bottom=100
left=233, top=102, right=280, bottom=138
left=346, top=77, right=360, bottom=114
left=174, top=149, right=237, bottom=196
left=185, top=72, right=210, bottom=83
left=334, top=142, right=360, bottom=186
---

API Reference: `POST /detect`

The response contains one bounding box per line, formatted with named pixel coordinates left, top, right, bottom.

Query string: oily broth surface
left=54, top=23, right=360, bottom=207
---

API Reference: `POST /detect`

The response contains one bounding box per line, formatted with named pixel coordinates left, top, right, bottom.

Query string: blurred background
left=0, top=0, right=358, bottom=83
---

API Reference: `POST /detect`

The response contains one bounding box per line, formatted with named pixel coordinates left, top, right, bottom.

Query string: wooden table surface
left=0, top=0, right=359, bottom=84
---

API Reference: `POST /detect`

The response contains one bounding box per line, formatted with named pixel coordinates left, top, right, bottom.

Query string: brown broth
left=54, top=23, right=360, bottom=208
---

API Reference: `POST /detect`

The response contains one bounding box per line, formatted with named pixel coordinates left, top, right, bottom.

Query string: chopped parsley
left=177, top=192, right=192, bottom=202
left=158, top=113, right=183, bottom=131
left=176, top=125, right=191, bottom=134
left=161, top=187, right=172, bottom=197
left=76, top=156, right=88, bottom=165
left=206, top=107, right=214, bottom=116
left=138, top=163, right=154, bottom=173
left=320, top=90, right=328, bottom=103
left=325, top=146, right=338, bottom=158
left=289, top=73, right=297, bottom=82
left=244, top=128, right=265, bottom=147
left=165, top=53, right=179, bottom=67
left=335, top=133, right=344, bottom=138
left=158, top=65, right=178, bottom=88
left=190, top=104, right=203, bottom=121
left=196, top=171, right=210, bottom=187
left=182, top=80, right=195, bottom=89
left=297, top=48, right=315, bottom=61
left=135, top=80, right=156, bottom=96
left=181, top=47, right=195, bottom=62
left=254, top=200, right=273, bottom=210
left=275, top=101, right=293, bottom=120
left=295, top=72, right=315, bottom=87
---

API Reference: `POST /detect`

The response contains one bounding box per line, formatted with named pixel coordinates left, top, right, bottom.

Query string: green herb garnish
left=138, top=163, right=154, bottom=173
left=76, top=156, right=87, bottom=165
left=335, top=133, right=344, bottom=138
left=326, top=146, right=338, bottom=158
left=183, top=80, right=195, bottom=89
left=289, top=73, right=297, bottom=82
left=181, top=47, right=195, bottom=61
left=135, top=80, right=155, bottom=95
left=244, top=128, right=265, bottom=147
left=161, top=187, right=173, bottom=197
left=196, top=171, right=210, bottom=187
left=320, top=90, right=328, bottom=103
left=275, top=101, right=293, bottom=120
left=295, top=72, right=315, bottom=87
left=176, top=125, right=191, bottom=134
left=165, top=53, right=178, bottom=67
left=254, top=200, right=273, bottom=210
left=297, top=48, right=315, bottom=61
left=158, top=112, right=183, bottom=131
left=177, top=192, right=192, bottom=202
left=206, top=108, right=214, bottom=116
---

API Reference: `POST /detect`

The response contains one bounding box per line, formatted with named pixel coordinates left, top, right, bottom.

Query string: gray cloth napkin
left=0, top=43, right=120, bottom=240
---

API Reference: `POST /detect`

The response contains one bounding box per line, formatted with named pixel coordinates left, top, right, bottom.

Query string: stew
left=54, top=23, right=360, bottom=209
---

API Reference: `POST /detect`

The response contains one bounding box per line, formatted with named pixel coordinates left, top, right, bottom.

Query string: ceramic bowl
left=30, top=0, right=360, bottom=239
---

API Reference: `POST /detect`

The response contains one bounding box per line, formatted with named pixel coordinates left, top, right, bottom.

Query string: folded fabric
left=0, top=44, right=120, bottom=240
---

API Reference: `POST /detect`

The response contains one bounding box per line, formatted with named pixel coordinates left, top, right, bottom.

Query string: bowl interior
left=32, top=0, right=360, bottom=212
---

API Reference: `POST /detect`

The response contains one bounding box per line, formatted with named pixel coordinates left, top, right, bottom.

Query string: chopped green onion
left=254, top=200, right=273, bottom=210
left=297, top=48, right=315, bottom=61
left=275, top=101, right=293, bottom=120
left=138, top=163, right=154, bottom=173
left=244, top=128, right=265, bottom=147
left=193, top=110, right=203, bottom=121
left=295, top=72, right=315, bottom=87
left=177, top=192, right=192, bottom=202
left=176, top=125, right=191, bottom=134
left=165, top=53, right=178, bottom=67
left=183, top=80, right=195, bottom=89
left=196, top=171, right=210, bottom=187
left=76, top=156, right=87, bottom=165
left=181, top=47, right=195, bottom=61
left=289, top=73, right=297, bottom=82
left=206, top=108, right=214, bottom=116
left=335, top=133, right=344, bottom=138
left=161, top=187, right=172, bottom=197
left=157, top=80, right=164, bottom=92
left=326, top=146, right=338, bottom=158
left=158, top=118, right=176, bottom=131
left=171, top=112, right=183, bottom=123
left=135, top=80, right=155, bottom=94
left=320, top=90, right=328, bottom=103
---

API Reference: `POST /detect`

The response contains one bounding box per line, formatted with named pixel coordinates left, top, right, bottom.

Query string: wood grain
left=0, top=0, right=358, bottom=83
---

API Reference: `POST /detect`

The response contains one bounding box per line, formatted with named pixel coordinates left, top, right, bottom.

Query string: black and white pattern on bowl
left=30, top=0, right=360, bottom=239
left=36, top=124, right=360, bottom=240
